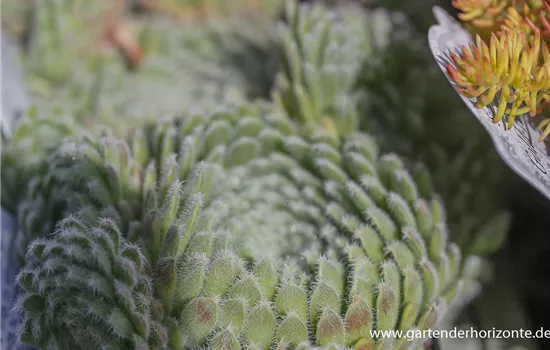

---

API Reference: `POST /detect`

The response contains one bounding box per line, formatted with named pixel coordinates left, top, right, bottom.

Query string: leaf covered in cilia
left=16, top=104, right=486, bottom=349
left=3, top=1, right=512, bottom=349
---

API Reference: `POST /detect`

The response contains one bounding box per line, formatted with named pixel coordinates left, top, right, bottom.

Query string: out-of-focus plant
left=13, top=102, right=489, bottom=349
left=353, top=7, right=511, bottom=265
left=133, top=0, right=284, bottom=21
left=272, top=0, right=372, bottom=138
left=0, top=0, right=281, bottom=136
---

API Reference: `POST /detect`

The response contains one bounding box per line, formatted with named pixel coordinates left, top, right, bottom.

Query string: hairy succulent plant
left=1, top=107, right=75, bottom=212
left=14, top=104, right=486, bottom=349
left=272, top=0, right=372, bottom=137
left=15, top=216, right=164, bottom=348
left=354, top=9, right=511, bottom=258
left=1, top=1, right=522, bottom=349
left=0, top=107, right=87, bottom=347
left=1, top=0, right=280, bottom=136
left=270, top=0, right=511, bottom=262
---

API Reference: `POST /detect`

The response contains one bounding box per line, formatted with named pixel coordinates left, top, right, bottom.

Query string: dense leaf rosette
left=16, top=105, right=484, bottom=349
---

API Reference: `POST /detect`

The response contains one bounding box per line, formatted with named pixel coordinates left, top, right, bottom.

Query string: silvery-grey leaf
left=428, top=6, right=550, bottom=202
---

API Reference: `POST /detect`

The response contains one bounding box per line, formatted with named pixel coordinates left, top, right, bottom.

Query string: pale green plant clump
left=351, top=8, right=511, bottom=259
left=16, top=104, right=484, bottom=349
left=1, top=1, right=516, bottom=350
left=272, top=1, right=372, bottom=137
left=1, top=0, right=280, bottom=136
left=270, top=1, right=510, bottom=262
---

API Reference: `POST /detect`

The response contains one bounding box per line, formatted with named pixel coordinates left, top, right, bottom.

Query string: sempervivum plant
left=353, top=8, right=511, bottom=259
left=15, top=104, right=484, bottom=349
left=272, top=0, right=371, bottom=137
left=2, top=0, right=280, bottom=137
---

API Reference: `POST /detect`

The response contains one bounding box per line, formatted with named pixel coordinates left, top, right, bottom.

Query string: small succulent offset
left=448, top=0, right=550, bottom=140
left=272, top=1, right=371, bottom=138
left=15, top=104, right=484, bottom=349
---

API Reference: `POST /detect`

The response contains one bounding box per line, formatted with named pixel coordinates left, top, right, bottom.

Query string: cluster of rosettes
left=1, top=107, right=74, bottom=209
left=449, top=0, right=550, bottom=140
left=272, top=1, right=372, bottom=137
left=15, top=105, right=485, bottom=349
left=7, top=0, right=283, bottom=135
left=15, top=217, right=163, bottom=349
left=0, top=108, right=77, bottom=262
left=354, top=11, right=510, bottom=258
